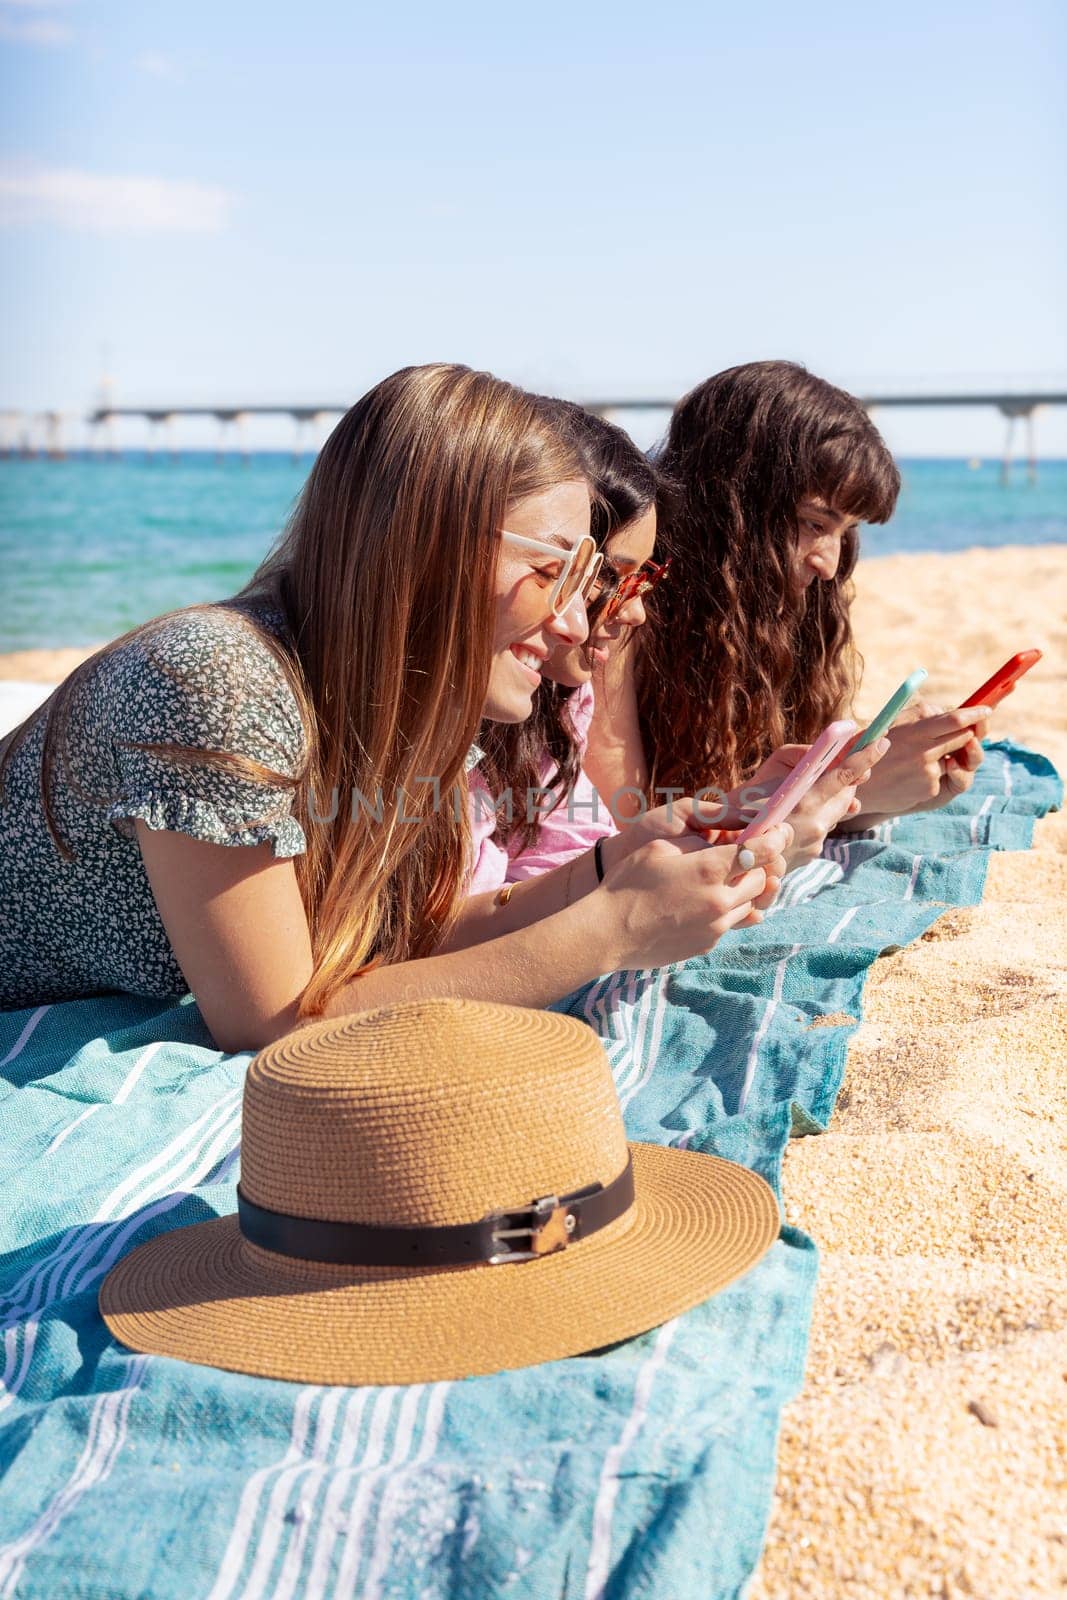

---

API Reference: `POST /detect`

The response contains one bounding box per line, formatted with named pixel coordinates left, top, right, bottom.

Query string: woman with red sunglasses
left=465, top=405, right=671, bottom=894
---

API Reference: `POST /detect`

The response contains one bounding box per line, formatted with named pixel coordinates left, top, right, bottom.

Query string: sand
left=0, top=646, right=101, bottom=683
left=3, top=545, right=1066, bottom=1595
left=750, top=545, right=1067, bottom=1600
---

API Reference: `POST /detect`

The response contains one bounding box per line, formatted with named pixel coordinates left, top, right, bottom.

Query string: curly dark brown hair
left=637, top=361, right=901, bottom=797
left=477, top=402, right=673, bottom=852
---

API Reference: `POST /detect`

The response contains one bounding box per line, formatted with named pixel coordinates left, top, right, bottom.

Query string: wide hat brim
left=99, top=1143, right=780, bottom=1386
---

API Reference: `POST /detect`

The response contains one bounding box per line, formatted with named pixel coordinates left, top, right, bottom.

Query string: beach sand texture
left=751, top=544, right=1067, bottom=1600
left=2, top=544, right=1065, bottom=1595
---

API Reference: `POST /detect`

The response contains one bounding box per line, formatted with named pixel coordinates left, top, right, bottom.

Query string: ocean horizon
left=2, top=454, right=1065, bottom=653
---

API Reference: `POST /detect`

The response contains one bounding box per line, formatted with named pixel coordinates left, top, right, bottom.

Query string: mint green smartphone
left=849, top=668, right=928, bottom=754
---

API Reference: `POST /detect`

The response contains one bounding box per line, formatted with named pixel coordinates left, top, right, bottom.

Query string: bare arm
left=442, top=848, right=600, bottom=949
left=583, top=639, right=650, bottom=822
left=136, top=815, right=790, bottom=1053
left=134, top=823, right=314, bottom=1052
left=136, top=820, right=616, bottom=1051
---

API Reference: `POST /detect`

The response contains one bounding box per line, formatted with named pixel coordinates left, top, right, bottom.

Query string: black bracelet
left=593, top=836, right=606, bottom=883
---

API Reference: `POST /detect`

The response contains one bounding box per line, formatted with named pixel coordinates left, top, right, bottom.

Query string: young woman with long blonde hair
left=467, top=403, right=670, bottom=891
left=0, top=365, right=790, bottom=1050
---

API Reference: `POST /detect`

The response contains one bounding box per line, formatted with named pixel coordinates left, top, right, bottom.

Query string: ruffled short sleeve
left=102, top=608, right=309, bottom=858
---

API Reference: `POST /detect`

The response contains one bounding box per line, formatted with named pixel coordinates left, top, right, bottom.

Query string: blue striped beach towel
left=0, top=738, right=1059, bottom=1600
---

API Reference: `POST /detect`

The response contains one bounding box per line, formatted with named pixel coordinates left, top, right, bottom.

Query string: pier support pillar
left=291, top=412, right=309, bottom=460
left=146, top=412, right=177, bottom=463
left=289, top=410, right=334, bottom=460
left=93, top=413, right=119, bottom=458
left=0, top=411, right=21, bottom=459
left=44, top=411, right=66, bottom=460
left=999, top=413, right=1016, bottom=485
left=999, top=402, right=1038, bottom=485
left=214, top=411, right=249, bottom=463
left=1026, top=409, right=1038, bottom=485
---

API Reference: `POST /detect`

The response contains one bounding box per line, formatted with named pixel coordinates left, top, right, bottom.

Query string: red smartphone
left=737, top=719, right=859, bottom=845
left=959, top=650, right=1042, bottom=712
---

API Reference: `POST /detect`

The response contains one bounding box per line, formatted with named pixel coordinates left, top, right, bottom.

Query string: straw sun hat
left=100, top=999, right=780, bottom=1386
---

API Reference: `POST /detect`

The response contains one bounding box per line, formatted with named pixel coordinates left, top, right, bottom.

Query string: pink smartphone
left=737, top=719, right=860, bottom=845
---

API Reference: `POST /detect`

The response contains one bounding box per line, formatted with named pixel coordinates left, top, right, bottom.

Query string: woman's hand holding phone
left=597, top=794, right=790, bottom=924
left=725, top=735, right=892, bottom=869
left=598, top=795, right=734, bottom=871
left=595, top=822, right=792, bottom=969
left=840, top=699, right=990, bottom=826
left=691, top=719, right=889, bottom=874
left=942, top=649, right=1040, bottom=774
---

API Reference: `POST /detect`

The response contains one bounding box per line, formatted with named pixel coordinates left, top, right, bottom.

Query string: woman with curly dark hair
left=584, top=362, right=988, bottom=858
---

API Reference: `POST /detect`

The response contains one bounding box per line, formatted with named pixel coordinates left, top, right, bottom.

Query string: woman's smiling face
left=482, top=478, right=593, bottom=722
left=544, top=506, right=657, bottom=689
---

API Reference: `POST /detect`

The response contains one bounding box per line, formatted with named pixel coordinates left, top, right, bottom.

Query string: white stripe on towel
left=206, top=1387, right=325, bottom=1600
left=359, top=1384, right=452, bottom=1600
left=0, top=1355, right=149, bottom=1599
left=301, top=1389, right=398, bottom=1600
left=970, top=794, right=994, bottom=845
left=584, top=1319, right=678, bottom=1600
left=1, top=1091, right=241, bottom=1410
left=44, top=1041, right=166, bottom=1157
left=333, top=1386, right=427, bottom=1600
left=2, top=1117, right=239, bottom=1413
left=618, top=971, right=670, bottom=1111
left=826, top=904, right=861, bottom=944
left=738, top=944, right=801, bottom=1113
left=0, top=1006, right=50, bottom=1069
left=44, top=1104, right=99, bottom=1158
left=269, top=1393, right=372, bottom=1600
left=237, top=1389, right=346, bottom=1600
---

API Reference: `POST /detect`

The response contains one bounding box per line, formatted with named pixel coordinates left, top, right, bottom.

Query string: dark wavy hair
left=637, top=361, right=900, bottom=796
left=478, top=403, right=672, bottom=851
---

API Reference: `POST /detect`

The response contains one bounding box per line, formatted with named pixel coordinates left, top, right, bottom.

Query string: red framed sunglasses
left=599, top=557, right=673, bottom=622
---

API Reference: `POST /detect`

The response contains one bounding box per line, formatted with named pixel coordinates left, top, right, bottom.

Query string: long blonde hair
left=0, top=364, right=586, bottom=1017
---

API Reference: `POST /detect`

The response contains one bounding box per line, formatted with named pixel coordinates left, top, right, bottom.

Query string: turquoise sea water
left=2, top=453, right=1065, bottom=652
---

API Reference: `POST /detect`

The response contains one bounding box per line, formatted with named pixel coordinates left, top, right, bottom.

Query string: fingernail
left=736, top=846, right=757, bottom=871
left=876, top=737, right=891, bottom=754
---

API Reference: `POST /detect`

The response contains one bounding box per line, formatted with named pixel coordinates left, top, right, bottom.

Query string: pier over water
left=3, top=380, right=1066, bottom=482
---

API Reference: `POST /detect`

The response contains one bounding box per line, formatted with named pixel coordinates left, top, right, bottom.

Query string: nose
left=614, top=592, right=647, bottom=630
left=808, top=534, right=842, bottom=582
left=547, top=591, right=589, bottom=646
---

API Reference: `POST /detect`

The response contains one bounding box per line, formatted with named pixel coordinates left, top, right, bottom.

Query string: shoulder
left=132, top=604, right=290, bottom=688
left=99, top=605, right=309, bottom=773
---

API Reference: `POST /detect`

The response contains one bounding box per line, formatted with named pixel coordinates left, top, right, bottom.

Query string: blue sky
left=2, top=0, right=1066, bottom=455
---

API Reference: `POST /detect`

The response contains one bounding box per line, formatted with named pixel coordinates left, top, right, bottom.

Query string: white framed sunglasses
left=500, top=531, right=604, bottom=617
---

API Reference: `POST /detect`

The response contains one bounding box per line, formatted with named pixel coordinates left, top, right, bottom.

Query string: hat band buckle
left=488, top=1193, right=578, bottom=1264
left=236, top=1155, right=634, bottom=1269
